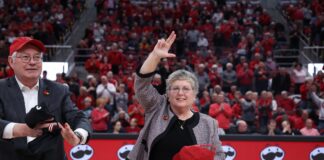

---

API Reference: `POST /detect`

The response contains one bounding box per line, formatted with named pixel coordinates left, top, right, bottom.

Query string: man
left=0, top=37, right=92, bottom=160
left=310, top=85, right=324, bottom=134
left=300, top=118, right=320, bottom=136
left=208, top=93, right=233, bottom=132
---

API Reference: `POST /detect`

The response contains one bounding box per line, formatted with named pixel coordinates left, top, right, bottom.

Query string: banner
left=64, top=137, right=324, bottom=160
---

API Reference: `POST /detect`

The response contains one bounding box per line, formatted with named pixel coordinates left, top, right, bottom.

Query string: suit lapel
left=7, top=77, right=26, bottom=122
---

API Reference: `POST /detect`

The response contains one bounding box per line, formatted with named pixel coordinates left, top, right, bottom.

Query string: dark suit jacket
left=0, top=77, right=92, bottom=160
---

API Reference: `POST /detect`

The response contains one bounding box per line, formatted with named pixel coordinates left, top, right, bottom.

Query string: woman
left=91, top=98, right=109, bottom=132
left=127, top=32, right=224, bottom=160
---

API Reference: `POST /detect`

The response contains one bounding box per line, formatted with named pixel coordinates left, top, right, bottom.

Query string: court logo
left=117, top=144, right=134, bottom=160
left=70, top=144, right=94, bottom=160
left=260, top=146, right=284, bottom=160
left=310, top=147, right=324, bottom=160
left=222, top=145, right=236, bottom=160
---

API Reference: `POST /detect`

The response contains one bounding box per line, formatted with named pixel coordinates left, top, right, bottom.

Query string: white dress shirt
left=3, top=77, right=38, bottom=142
left=3, top=77, right=88, bottom=144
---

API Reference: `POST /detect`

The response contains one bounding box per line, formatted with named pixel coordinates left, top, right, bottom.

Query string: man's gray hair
left=166, top=69, right=199, bottom=95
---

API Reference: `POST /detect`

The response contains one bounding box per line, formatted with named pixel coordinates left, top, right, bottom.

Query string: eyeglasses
left=169, top=86, right=193, bottom=94
left=14, top=54, right=43, bottom=63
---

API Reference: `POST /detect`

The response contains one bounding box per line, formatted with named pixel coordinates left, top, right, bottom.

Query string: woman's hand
left=140, top=31, right=177, bottom=74
left=152, top=31, right=176, bottom=59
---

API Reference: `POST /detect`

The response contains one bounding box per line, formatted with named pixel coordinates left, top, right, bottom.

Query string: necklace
left=177, top=119, right=186, bottom=130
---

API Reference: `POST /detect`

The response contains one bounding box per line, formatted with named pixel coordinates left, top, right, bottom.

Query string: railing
left=44, top=45, right=74, bottom=75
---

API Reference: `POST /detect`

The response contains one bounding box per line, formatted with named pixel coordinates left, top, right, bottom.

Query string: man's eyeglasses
left=13, top=54, right=43, bottom=63
left=169, top=86, right=193, bottom=94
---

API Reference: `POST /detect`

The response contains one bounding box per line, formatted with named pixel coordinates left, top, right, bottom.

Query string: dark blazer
left=0, top=77, right=92, bottom=160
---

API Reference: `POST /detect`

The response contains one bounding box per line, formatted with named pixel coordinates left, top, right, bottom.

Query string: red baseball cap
left=9, top=37, right=46, bottom=56
left=173, top=144, right=216, bottom=160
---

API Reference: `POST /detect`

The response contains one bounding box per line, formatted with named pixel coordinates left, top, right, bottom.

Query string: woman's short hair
left=166, top=69, right=199, bottom=95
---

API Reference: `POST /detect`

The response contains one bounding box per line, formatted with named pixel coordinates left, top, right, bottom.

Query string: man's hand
left=59, top=123, right=80, bottom=146
left=13, top=123, right=42, bottom=138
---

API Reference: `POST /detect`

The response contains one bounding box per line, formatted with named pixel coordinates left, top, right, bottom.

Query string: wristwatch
left=74, top=131, right=83, bottom=145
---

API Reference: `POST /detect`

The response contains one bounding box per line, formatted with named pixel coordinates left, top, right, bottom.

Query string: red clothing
left=108, top=50, right=124, bottom=65
left=125, top=126, right=141, bottom=133
left=277, top=97, right=295, bottom=114
left=85, top=58, right=100, bottom=73
left=76, top=95, right=94, bottom=110
left=209, top=103, right=233, bottom=129
left=128, top=103, right=145, bottom=127
left=237, top=69, right=254, bottom=86
left=299, top=83, right=310, bottom=100
left=91, top=108, right=109, bottom=131
left=232, top=103, right=242, bottom=120
left=257, top=98, right=272, bottom=118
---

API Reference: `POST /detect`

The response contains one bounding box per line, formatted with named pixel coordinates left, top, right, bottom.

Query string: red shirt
left=277, top=97, right=295, bottom=114
left=237, top=69, right=254, bottom=86
left=91, top=108, right=109, bottom=131
left=209, top=103, right=233, bottom=129
left=128, top=103, right=145, bottom=126
left=125, top=126, right=141, bottom=134
left=232, top=103, right=242, bottom=120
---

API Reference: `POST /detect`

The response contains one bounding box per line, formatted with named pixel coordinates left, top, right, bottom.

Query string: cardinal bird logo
left=222, top=145, right=236, bottom=160
left=260, top=146, right=284, bottom=160
left=117, top=144, right=134, bottom=160
left=310, top=147, right=324, bottom=160
left=70, top=144, right=94, bottom=160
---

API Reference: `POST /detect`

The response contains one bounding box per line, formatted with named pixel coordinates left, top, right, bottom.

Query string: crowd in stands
left=280, top=0, right=324, bottom=55
left=0, top=0, right=86, bottom=66
left=0, top=0, right=323, bottom=136
left=70, top=0, right=324, bottom=135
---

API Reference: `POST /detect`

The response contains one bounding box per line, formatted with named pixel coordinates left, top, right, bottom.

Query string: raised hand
left=152, top=31, right=176, bottom=59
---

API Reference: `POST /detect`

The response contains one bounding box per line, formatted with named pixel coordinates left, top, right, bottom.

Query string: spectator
left=254, top=62, right=269, bottom=94
left=77, top=86, right=94, bottom=110
left=240, top=91, right=257, bottom=132
left=125, top=118, right=141, bottom=134
left=199, top=90, right=212, bottom=114
left=85, top=53, right=100, bottom=73
left=258, top=91, right=273, bottom=129
left=299, top=77, right=313, bottom=110
left=115, top=83, right=129, bottom=112
left=280, top=120, right=300, bottom=135
left=261, top=119, right=281, bottom=135
left=209, top=93, right=233, bottom=132
left=271, top=67, right=292, bottom=95
left=91, top=98, right=110, bottom=132
left=96, top=75, right=116, bottom=105
left=310, top=85, right=324, bottom=134
left=128, top=97, right=145, bottom=128
left=42, top=70, right=47, bottom=80
left=152, top=73, right=165, bottom=94
left=111, top=110, right=130, bottom=128
left=112, top=120, right=124, bottom=134
left=229, top=120, right=251, bottom=134
left=195, top=63, right=210, bottom=96
left=292, top=63, right=307, bottom=94
left=85, top=75, right=98, bottom=100
left=107, top=43, right=124, bottom=74
left=237, top=62, right=253, bottom=93
left=300, top=118, right=320, bottom=136
left=83, top=97, right=94, bottom=119
left=222, top=63, right=237, bottom=93
left=276, top=91, right=296, bottom=115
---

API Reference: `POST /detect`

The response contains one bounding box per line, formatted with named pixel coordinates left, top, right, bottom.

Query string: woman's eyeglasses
left=169, top=87, right=193, bottom=93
